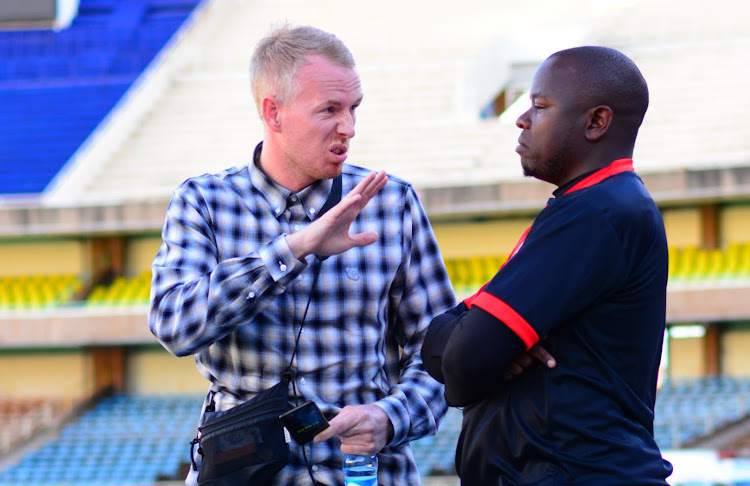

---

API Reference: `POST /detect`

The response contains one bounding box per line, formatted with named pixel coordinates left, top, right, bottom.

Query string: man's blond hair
left=249, top=25, right=356, bottom=117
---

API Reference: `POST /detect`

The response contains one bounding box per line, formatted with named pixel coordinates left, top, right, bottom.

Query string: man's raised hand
left=285, top=171, right=388, bottom=260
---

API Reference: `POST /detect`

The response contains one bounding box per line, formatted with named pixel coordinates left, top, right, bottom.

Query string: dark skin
left=427, top=51, right=644, bottom=406
left=515, top=54, right=636, bottom=185
left=502, top=54, right=638, bottom=382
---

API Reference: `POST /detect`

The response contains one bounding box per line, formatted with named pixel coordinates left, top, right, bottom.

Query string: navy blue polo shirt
left=423, top=160, right=673, bottom=485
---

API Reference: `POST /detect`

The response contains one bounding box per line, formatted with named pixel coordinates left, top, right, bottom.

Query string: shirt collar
left=553, top=159, right=634, bottom=198
left=249, top=141, right=333, bottom=221
left=553, top=170, right=596, bottom=198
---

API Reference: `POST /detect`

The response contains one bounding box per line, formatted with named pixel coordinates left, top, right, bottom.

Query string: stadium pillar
left=90, top=347, right=125, bottom=394
left=75, top=236, right=126, bottom=300
left=698, top=204, right=722, bottom=378
left=700, top=203, right=720, bottom=250
left=703, top=323, right=720, bottom=376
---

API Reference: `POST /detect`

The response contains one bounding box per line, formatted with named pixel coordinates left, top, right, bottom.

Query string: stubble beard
left=522, top=128, right=575, bottom=186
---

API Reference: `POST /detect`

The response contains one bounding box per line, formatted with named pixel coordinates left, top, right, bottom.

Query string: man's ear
left=262, top=96, right=282, bottom=133
left=585, top=105, right=613, bottom=142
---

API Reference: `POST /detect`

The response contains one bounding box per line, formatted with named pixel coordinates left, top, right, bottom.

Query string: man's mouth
left=330, top=143, right=348, bottom=160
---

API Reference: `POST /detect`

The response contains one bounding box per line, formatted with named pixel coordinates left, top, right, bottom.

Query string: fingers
left=503, top=361, right=524, bottom=380
left=327, top=170, right=387, bottom=220
left=348, top=230, right=379, bottom=248
left=502, top=344, right=556, bottom=381
left=313, top=405, right=388, bottom=455
left=361, top=171, right=388, bottom=201
left=347, top=170, right=388, bottom=203
left=530, top=344, right=556, bottom=368
left=313, top=407, right=358, bottom=443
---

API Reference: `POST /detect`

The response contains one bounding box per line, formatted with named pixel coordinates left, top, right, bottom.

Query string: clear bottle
left=342, top=453, right=378, bottom=486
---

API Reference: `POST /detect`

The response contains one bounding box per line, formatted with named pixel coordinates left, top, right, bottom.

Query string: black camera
left=279, top=400, right=330, bottom=445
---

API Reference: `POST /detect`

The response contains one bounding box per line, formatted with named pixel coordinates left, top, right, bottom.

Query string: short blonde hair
left=249, top=25, right=356, bottom=117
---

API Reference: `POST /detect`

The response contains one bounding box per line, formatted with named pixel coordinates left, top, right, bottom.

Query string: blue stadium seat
left=654, top=376, right=750, bottom=449
left=0, top=0, right=202, bottom=196
left=0, top=393, right=203, bottom=483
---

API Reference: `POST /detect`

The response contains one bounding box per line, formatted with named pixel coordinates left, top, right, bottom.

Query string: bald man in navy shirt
left=422, top=46, right=673, bottom=485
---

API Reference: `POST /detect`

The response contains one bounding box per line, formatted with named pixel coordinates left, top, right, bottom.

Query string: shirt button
left=311, top=465, right=318, bottom=472
left=309, top=208, right=316, bottom=215
left=275, top=207, right=282, bottom=215
left=299, top=377, right=306, bottom=385
left=290, top=195, right=298, bottom=202
left=246, top=292, right=255, bottom=299
left=293, top=224, right=300, bottom=231
left=279, top=262, right=287, bottom=271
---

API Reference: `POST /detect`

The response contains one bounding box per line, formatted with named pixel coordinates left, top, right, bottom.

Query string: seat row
left=0, top=393, right=202, bottom=484
left=654, top=376, right=750, bottom=449
left=3, top=242, right=750, bottom=310
left=446, top=242, right=750, bottom=294
left=2, top=377, right=750, bottom=483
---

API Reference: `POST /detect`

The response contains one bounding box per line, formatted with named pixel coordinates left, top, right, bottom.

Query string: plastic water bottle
left=342, top=453, right=378, bottom=486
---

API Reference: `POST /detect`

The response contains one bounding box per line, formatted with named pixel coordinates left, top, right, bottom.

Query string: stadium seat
left=85, top=270, right=151, bottom=306
left=654, top=376, right=750, bottom=449
left=0, top=0, right=203, bottom=195
left=0, top=393, right=203, bottom=484
left=0, top=273, right=82, bottom=310
left=445, top=243, right=749, bottom=296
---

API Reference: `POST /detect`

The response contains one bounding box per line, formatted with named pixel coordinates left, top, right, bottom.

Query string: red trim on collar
left=563, top=159, right=634, bottom=195
left=462, top=159, right=635, bottom=311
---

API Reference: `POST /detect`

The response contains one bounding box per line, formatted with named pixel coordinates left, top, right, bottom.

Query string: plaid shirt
left=149, top=143, right=456, bottom=485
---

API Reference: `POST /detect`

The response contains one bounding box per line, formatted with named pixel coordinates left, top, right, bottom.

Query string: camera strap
left=205, top=175, right=343, bottom=412
left=286, top=175, right=342, bottom=485
left=287, top=173, right=342, bottom=375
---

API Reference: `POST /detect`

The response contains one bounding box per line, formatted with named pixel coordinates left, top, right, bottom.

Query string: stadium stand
left=0, top=273, right=82, bottom=310
left=0, top=242, right=747, bottom=310
left=655, top=377, right=750, bottom=450
left=0, top=397, right=78, bottom=458
left=0, top=394, right=202, bottom=484
left=85, top=270, right=151, bottom=307
left=0, top=0, right=202, bottom=197
left=2, top=0, right=750, bottom=485
left=4, top=379, right=748, bottom=484
left=410, top=407, right=464, bottom=477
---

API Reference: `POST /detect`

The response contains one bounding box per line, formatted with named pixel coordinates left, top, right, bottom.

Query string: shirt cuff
left=258, top=234, right=306, bottom=282
left=373, top=397, right=407, bottom=446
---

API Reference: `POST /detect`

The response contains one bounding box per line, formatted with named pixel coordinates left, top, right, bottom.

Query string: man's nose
left=516, top=109, right=531, bottom=129
left=338, top=112, right=355, bottom=138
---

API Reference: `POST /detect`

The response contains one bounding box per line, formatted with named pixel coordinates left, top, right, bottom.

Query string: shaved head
left=548, top=46, right=649, bottom=135
left=516, top=46, right=650, bottom=186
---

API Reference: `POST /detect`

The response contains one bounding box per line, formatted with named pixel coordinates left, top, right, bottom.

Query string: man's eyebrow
left=320, top=96, right=363, bottom=107
left=530, top=91, right=550, bottom=102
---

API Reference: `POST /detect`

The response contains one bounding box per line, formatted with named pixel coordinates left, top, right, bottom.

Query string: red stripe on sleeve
left=472, top=292, right=539, bottom=350
left=462, top=283, right=487, bottom=307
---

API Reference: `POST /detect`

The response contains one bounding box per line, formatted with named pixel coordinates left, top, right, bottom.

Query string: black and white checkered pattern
left=149, top=147, right=456, bottom=485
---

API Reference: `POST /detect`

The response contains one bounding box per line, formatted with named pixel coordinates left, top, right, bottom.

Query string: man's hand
left=502, top=343, right=556, bottom=380
left=313, top=404, right=392, bottom=456
left=285, top=171, right=388, bottom=260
